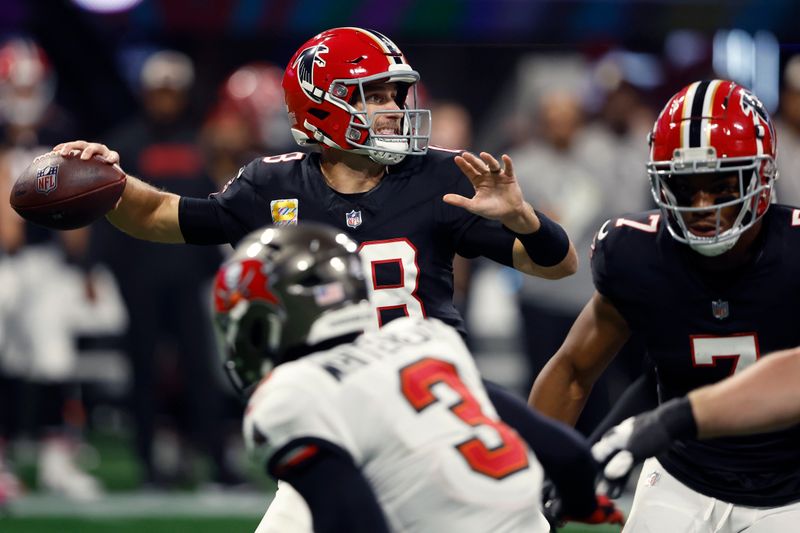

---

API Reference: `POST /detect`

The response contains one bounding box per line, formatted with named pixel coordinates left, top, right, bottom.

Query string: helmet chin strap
left=368, top=138, right=408, bottom=165
left=688, top=235, right=740, bottom=257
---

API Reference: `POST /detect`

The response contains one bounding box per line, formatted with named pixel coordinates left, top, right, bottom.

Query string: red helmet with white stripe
left=648, top=79, right=777, bottom=256
left=282, top=27, right=431, bottom=165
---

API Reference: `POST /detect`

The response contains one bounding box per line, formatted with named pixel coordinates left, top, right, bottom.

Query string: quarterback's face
left=357, top=82, right=402, bottom=134
left=669, top=172, right=741, bottom=236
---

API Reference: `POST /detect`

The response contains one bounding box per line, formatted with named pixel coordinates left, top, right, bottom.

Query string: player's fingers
left=479, top=152, right=502, bottom=173
left=592, top=417, right=635, bottom=463
left=460, top=151, right=491, bottom=173
left=56, top=140, right=89, bottom=156
left=80, top=143, right=109, bottom=160
left=603, top=450, right=634, bottom=482
left=442, top=193, right=472, bottom=209
left=502, top=154, right=515, bottom=176
left=454, top=154, right=481, bottom=178
left=103, top=150, right=121, bottom=165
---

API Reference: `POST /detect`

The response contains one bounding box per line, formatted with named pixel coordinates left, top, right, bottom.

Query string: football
left=9, top=151, right=126, bottom=230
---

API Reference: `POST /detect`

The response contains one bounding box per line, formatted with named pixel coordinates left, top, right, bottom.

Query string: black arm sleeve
left=270, top=441, right=390, bottom=533
left=456, top=217, right=516, bottom=265
left=178, top=197, right=229, bottom=245
left=483, top=381, right=598, bottom=518
left=588, top=366, right=660, bottom=444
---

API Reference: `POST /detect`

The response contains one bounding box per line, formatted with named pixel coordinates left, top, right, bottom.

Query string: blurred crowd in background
left=2, top=0, right=800, bottom=505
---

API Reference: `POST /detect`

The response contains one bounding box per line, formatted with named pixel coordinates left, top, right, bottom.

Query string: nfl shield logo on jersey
left=644, top=471, right=660, bottom=487
left=270, top=199, right=298, bottom=226
left=711, top=299, right=729, bottom=320
left=346, top=210, right=362, bottom=228
left=35, top=165, right=58, bottom=195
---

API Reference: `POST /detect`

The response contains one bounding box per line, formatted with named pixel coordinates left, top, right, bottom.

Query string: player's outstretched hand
left=54, top=140, right=121, bottom=166
left=592, top=414, right=671, bottom=498
left=592, top=397, right=697, bottom=499
left=446, top=151, right=539, bottom=233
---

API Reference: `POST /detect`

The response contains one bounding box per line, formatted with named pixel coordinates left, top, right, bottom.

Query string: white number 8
left=358, top=239, right=426, bottom=329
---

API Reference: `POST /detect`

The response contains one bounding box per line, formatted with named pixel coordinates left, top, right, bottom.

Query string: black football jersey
left=592, top=205, right=800, bottom=506
left=206, top=148, right=516, bottom=334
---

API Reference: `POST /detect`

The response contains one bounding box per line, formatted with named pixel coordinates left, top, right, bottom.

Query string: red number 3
left=400, top=358, right=529, bottom=480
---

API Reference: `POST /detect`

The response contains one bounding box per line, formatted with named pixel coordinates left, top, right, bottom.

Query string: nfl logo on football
left=35, top=165, right=58, bottom=195
left=346, top=209, right=362, bottom=229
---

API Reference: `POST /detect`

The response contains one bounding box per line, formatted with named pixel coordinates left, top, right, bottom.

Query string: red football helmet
left=0, top=37, right=55, bottom=127
left=218, top=62, right=296, bottom=152
left=648, top=79, right=777, bottom=256
left=282, top=27, right=431, bottom=165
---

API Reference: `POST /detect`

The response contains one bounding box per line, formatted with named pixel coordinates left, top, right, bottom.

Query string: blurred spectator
left=430, top=101, right=475, bottom=316
left=430, top=100, right=472, bottom=150
left=508, top=67, right=650, bottom=435
left=201, top=105, right=260, bottom=189
left=91, top=49, right=238, bottom=488
left=201, top=62, right=294, bottom=189
left=219, top=62, right=295, bottom=154
left=775, top=55, right=800, bottom=206
left=586, top=81, right=656, bottom=215
left=0, top=36, right=125, bottom=502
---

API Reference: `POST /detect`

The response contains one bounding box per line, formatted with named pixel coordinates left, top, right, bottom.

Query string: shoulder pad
left=590, top=211, right=662, bottom=300
left=243, top=362, right=343, bottom=459
left=591, top=211, right=661, bottom=256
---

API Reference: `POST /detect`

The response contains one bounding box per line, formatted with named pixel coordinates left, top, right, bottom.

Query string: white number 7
left=691, top=334, right=760, bottom=375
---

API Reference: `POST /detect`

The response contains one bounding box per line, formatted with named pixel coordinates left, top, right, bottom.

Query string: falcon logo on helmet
left=739, top=89, right=774, bottom=153
left=293, top=44, right=328, bottom=104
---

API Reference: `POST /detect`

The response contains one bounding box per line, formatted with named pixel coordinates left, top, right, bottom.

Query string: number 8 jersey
left=205, top=148, right=519, bottom=335
left=243, top=317, right=547, bottom=533
left=591, top=206, right=800, bottom=507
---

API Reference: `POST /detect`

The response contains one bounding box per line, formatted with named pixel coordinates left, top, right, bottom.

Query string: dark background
left=4, top=0, right=800, bottom=140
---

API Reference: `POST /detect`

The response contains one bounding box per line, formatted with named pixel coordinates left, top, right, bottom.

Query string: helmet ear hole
left=308, top=108, right=330, bottom=120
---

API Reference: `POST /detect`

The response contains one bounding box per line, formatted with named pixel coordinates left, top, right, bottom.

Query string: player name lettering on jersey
left=316, top=327, right=434, bottom=381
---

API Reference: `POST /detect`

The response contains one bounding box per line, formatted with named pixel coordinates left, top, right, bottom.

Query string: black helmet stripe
left=688, top=80, right=711, bottom=148
left=363, top=28, right=404, bottom=64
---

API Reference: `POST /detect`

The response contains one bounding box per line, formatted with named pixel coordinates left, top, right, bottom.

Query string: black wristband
left=504, top=210, right=569, bottom=267
left=658, top=397, right=698, bottom=440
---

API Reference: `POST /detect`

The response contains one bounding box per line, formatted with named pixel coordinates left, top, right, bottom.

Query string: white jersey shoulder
left=244, top=316, right=548, bottom=533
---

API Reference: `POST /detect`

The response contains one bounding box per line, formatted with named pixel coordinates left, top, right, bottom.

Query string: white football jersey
left=244, top=317, right=548, bottom=533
